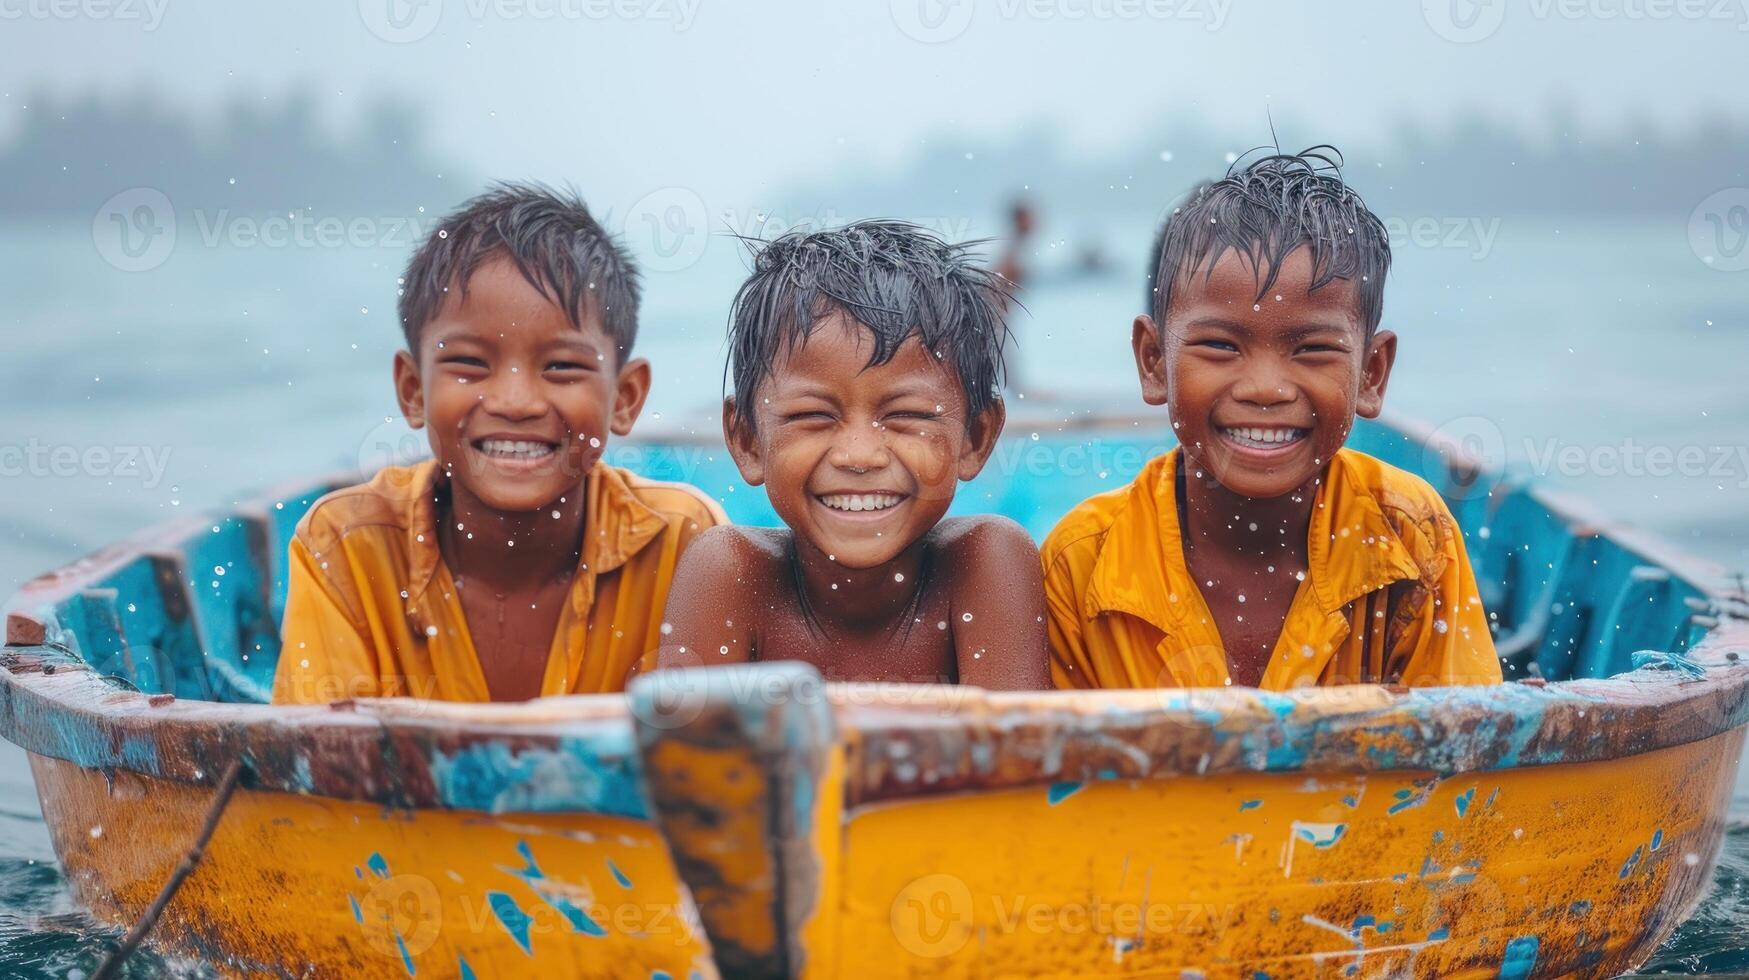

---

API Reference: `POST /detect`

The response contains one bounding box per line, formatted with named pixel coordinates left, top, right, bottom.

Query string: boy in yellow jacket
left=274, top=184, right=723, bottom=704
left=1043, top=149, right=1501, bottom=691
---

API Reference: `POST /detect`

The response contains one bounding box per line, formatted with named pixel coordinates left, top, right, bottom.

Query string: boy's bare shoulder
left=682, top=525, right=791, bottom=579
left=933, top=514, right=1040, bottom=569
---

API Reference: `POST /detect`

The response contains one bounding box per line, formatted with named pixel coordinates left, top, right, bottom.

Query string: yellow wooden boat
left=1, top=412, right=1745, bottom=978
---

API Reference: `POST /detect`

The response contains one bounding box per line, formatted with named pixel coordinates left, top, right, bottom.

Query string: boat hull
left=837, top=728, right=1745, bottom=979
left=29, top=752, right=716, bottom=979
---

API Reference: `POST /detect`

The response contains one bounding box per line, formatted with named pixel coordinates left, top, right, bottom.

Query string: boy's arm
left=944, top=517, right=1050, bottom=691
left=272, top=536, right=381, bottom=704
left=1388, top=511, right=1503, bottom=688
left=644, top=526, right=757, bottom=675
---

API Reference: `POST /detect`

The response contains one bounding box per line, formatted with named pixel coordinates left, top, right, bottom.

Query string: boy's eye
left=886, top=410, right=943, bottom=423
left=441, top=356, right=489, bottom=369
left=1297, top=343, right=1347, bottom=355
left=545, top=360, right=591, bottom=373
left=1191, top=339, right=1239, bottom=353
left=780, top=410, right=835, bottom=423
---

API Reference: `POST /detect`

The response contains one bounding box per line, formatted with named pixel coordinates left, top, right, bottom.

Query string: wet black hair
left=398, top=182, right=640, bottom=358
left=1145, top=146, right=1390, bottom=337
left=725, top=220, right=1013, bottom=432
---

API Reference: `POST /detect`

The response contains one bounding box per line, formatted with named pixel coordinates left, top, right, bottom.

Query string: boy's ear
left=1355, top=328, right=1397, bottom=419
left=722, top=396, right=767, bottom=486
left=608, top=357, right=653, bottom=436
left=393, top=350, right=426, bottom=429
left=956, top=397, right=1006, bottom=481
left=1131, top=315, right=1169, bottom=406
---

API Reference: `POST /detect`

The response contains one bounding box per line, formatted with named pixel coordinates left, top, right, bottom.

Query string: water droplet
left=589, top=437, right=601, bottom=448
left=437, top=229, right=449, bottom=239
left=425, top=625, right=439, bottom=637
left=961, top=612, right=974, bottom=622
left=937, top=621, right=948, bottom=630
left=1252, top=304, right=1261, bottom=312
left=660, top=622, right=673, bottom=635
left=894, top=573, right=905, bottom=583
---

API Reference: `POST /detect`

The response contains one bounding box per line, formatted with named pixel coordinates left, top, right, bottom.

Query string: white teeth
left=1222, top=427, right=1307, bottom=448
left=819, top=493, right=903, bottom=513
left=478, top=438, right=555, bottom=459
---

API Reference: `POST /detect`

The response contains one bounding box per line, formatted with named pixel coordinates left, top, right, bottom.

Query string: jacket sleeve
left=1044, top=548, right=1097, bottom=690
left=1391, top=509, right=1502, bottom=687
left=272, top=535, right=382, bottom=703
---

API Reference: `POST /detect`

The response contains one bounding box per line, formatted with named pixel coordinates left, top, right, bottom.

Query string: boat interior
left=16, top=414, right=1731, bottom=704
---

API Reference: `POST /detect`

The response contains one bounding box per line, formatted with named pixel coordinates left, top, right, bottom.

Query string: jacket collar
left=401, top=460, right=669, bottom=620
left=1085, top=448, right=1421, bottom=634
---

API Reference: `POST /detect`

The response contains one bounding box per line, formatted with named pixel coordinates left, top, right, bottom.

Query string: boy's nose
left=1231, top=363, right=1299, bottom=407
left=481, top=368, right=545, bottom=420
left=830, top=422, right=893, bottom=472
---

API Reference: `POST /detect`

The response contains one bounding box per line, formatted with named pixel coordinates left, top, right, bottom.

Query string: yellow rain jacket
left=1043, top=448, right=1501, bottom=691
left=272, top=459, right=724, bottom=703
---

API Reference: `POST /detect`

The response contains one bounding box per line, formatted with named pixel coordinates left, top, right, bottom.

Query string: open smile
left=1216, top=425, right=1311, bottom=455
left=468, top=436, right=559, bottom=471
left=813, top=491, right=909, bottom=519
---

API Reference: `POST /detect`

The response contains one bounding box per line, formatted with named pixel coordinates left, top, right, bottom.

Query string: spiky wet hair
left=398, top=182, right=640, bottom=357
left=726, top=220, right=1013, bottom=432
left=1145, top=146, right=1390, bottom=337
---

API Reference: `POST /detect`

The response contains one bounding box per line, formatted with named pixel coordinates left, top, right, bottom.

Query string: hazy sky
left=4, top=0, right=1747, bottom=204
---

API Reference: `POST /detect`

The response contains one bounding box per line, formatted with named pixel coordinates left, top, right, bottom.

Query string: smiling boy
left=273, top=184, right=723, bottom=704
left=1044, top=150, right=1501, bottom=691
left=652, top=222, right=1049, bottom=688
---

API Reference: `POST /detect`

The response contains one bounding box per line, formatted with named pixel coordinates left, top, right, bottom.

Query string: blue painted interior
left=41, top=418, right=1710, bottom=703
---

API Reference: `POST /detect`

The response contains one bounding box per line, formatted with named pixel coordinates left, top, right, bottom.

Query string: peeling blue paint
left=608, top=859, right=633, bottom=888
left=652, top=973, right=672, bottom=980
left=1500, top=935, right=1541, bottom=980
left=1620, top=846, right=1644, bottom=878
left=488, top=891, right=535, bottom=955
left=395, top=932, right=415, bottom=976
left=430, top=733, right=649, bottom=817
left=1239, top=799, right=1262, bottom=811
left=1485, top=786, right=1501, bottom=809
left=1651, top=829, right=1664, bottom=851
left=1341, top=794, right=1359, bottom=808
left=368, top=853, right=390, bottom=878
left=1047, top=781, right=1084, bottom=805
left=1631, top=648, right=1706, bottom=678
left=348, top=894, right=362, bottom=923
left=544, top=894, right=608, bottom=937
left=1294, top=823, right=1347, bottom=847
left=1428, top=926, right=1451, bottom=941
left=1454, top=788, right=1476, bottom=817
left=1569, top=900, right=1592, bottom=916
left=458, top=955, right=476, bottom=980
left=512, top=840, right=543, bottom=879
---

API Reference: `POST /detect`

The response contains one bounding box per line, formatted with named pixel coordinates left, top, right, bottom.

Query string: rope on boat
left=88, top=757, right=247, bottom=980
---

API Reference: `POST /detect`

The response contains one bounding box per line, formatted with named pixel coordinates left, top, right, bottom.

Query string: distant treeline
left=2, top=92, right=1745, bottom=220
left=0, top=91, right=465, bottom=217
left=782, top=109, right=1749, bottom=222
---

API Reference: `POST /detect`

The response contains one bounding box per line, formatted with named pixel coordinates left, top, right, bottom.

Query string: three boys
left=275, top=151, right=1500, bottom=704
